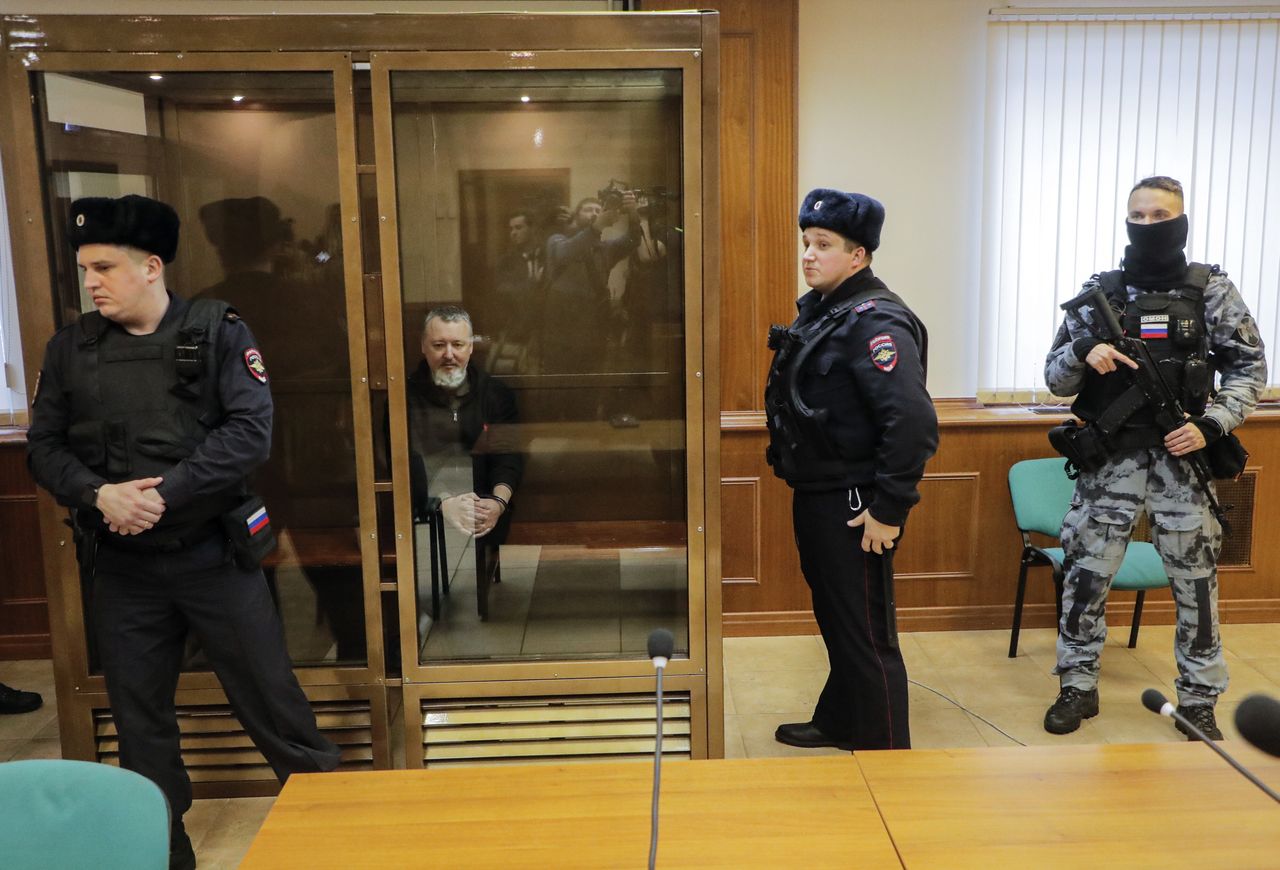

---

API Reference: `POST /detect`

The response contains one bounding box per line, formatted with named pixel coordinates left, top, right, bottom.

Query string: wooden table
left=855, top=741, right=1280, bottom=869
left=241, top=756, right=902, bottom=869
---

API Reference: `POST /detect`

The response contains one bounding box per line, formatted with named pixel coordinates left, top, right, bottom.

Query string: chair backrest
left=0, top=759, right=170, bottom=870
left=1008, top=457, right=1077, bottom=537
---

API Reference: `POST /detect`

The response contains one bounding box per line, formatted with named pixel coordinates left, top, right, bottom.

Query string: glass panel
left=34, top=69, right=366, bottom=670
left=388, top=68, right=689, bottom=664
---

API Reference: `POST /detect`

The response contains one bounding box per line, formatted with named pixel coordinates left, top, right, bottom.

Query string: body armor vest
left=66, top=298, right=243, bottom=536
left=1071, top=264, right=1215, bottom=442
left=765, top=284, right=927, bottom=487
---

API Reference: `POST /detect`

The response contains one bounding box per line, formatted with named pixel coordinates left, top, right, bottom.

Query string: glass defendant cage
left=1, top=11, right=721, bottom=789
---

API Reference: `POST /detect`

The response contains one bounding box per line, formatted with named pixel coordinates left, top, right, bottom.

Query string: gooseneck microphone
left=1141, top=688, right=1280, bottom=804
left=647, top=628, right=675, bottom=870
left=1235, top=693, right=1280, bottom=759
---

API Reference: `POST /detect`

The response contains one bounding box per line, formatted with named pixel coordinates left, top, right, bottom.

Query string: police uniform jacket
left=27, top=292, right=272, bottom=545
left=785, top=269, right=938, bottom=526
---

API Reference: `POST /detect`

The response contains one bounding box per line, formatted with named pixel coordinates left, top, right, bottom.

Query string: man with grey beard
left=405, top=305, right=523, bottom=539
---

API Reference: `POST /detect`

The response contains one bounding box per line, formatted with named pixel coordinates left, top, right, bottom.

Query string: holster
left=1047, top=420, right=1110, bottom=478
left=220, top=494, right=278, bottom=570
left=1205, top=432, right=1248, bottom=481
left=65, top=510, right=98, bottom=580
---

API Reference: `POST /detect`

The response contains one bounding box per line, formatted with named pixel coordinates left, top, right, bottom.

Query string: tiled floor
left=3, top=624, right=1278, bottom=868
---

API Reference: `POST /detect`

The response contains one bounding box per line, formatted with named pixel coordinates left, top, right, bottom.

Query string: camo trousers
left=1056, top=447, right=1227, bottom=706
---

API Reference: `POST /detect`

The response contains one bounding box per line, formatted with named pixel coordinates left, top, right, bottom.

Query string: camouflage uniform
left=1044, top=271, right=1266, bottom=705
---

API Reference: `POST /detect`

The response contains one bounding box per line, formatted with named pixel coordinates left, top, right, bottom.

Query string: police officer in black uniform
left=27, top=195, right=340, bottom=870
left=767, top=189, right=937, bottom=752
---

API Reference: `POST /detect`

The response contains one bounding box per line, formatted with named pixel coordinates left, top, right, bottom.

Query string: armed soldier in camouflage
left=1042, top=176, right=1266, bottom=740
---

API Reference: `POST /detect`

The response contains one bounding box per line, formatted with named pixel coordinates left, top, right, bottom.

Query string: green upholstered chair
left=1007, top=457, right=1170, bottom=658
left=0, top=759, right=170, bottom=870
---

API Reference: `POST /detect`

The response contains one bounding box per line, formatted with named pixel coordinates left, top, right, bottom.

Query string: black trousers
left=793, top=488, right=910, bottom=750
left=93, top=535, right=342, bottom=821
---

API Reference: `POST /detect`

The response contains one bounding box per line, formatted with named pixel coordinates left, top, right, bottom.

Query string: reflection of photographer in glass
left=618, top=189, right=677, bottom=369
left=542, top=188, right=639, bottom=374
left=407, top=306, right=523, bottom=540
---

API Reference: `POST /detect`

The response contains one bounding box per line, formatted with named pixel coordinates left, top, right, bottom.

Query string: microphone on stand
left=1140, top=688, right=1280, bottom=804
left=647, top=628, right=675, bottom=870
left=1235, top=693, right=1280, bottom=760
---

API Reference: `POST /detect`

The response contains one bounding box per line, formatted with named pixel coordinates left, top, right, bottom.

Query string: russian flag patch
left=1139, top=315, right=1169, bottom=340
left=246, top=505, right=270, bottom=536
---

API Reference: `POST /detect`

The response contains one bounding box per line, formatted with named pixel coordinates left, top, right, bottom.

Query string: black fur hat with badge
left=67, top=194, right=180, bottom=263
left=798, top=188, right=885, bottom=252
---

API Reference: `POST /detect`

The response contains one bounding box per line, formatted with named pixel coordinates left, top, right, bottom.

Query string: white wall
left=799, top=0, right=989, bottom=398
left=798, top=0, right=1280, bottom=398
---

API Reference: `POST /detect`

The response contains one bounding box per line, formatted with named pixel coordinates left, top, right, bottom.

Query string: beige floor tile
left=911, top=628, right=1019, bottom=668
left=1222, top=653, right=1280, bottom=697
left=0, top=738, right=22, bottom=761
left=0, top=704, right=59, bottom=742
left=192, top=796, right=276, bottom=870
left=725, top=668, right=827, bottom=716
left=721, top=635, right=827, bottom=674
left=895, top=631, right=930, bottom=669
left=735, top=712, right=848, bottom=760
left=1088, top=705, right=1187, bottom=745
left=905, top=670, right=963, bottom=712
left=722, top=672, right=735, bottom=716
left=5, top=738, right=62, bottom=760
left=1221, top=623, right=1280, bottom=660
left=721, top=714, right=747, bottom=759
left=1243, top=656, right=1280, bottom=685
left=909, top=707, right=987, bottom=750
left=932, top=654, right=1059, bottom=709
left=0, top=660, right=56, bottom=698
left=1006, top=626, right=1060, bottom=662
left=966, top=704, right=1104, bottom=747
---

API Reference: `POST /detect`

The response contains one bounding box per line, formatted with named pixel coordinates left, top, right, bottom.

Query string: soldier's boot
left=1043, top=686, right=1099, bottom=734
left=1175, top=704, right=1223, bottom=741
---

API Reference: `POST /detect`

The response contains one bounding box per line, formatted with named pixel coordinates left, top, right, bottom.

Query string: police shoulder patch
left=854, top=299, right=877, bottom=313
left=869, top=333, right=898, bottom=372
left=243, top=348, right=268, bottom=383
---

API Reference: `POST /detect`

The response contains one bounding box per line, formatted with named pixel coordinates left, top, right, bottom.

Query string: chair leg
left=1010, top=558, right=1030, bottom=658
left=476, top=542, right=490, bottom=622
left=428, top=516, right=441, bottom=622
left=1128, top=590, right=1145, bottom=649
left=436, top=510, right=450, bottom=596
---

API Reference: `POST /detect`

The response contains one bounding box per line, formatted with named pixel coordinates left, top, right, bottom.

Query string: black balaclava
left=1121, top=214, right=1188, bottom=289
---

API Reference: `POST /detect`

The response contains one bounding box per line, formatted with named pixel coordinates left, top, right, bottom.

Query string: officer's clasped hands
left=97, top=477, right=166, bottom=536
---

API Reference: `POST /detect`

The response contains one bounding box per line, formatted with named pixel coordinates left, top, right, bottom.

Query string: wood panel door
left=639, top=0, right=803, bottom=624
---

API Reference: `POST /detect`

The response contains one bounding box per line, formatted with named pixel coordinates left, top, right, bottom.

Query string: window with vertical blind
left=0, top=151, right=24, bottom=426
left=979, top=9, right=1280, bottom=404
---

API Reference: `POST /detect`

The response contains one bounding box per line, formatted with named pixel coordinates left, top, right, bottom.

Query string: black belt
left=97, top=524, right=222, bottom=555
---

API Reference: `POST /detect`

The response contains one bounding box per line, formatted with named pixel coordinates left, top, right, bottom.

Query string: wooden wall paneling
left=722, top=410, right=1280, bottom=636
left=641, top=0, right=799, bottom=414
left=0, top=437, right=50, bottom=658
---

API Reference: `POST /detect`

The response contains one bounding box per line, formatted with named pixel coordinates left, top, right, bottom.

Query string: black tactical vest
left=765, top=285, right=928, bottom=486
left=65, top=298, right=243, bottom=533
left=1071, top=263, right=1216, bottom=438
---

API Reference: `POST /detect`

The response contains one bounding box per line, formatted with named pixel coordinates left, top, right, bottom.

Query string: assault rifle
left=1060, top=284, right=1230, bottom=533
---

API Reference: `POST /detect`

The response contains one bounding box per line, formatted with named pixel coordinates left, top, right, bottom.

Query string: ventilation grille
left=94, top=701, right=375, bottom=782
left=1131, top=470, right=1256, bottom=568
left=420, top=693, right=692, bottom=767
